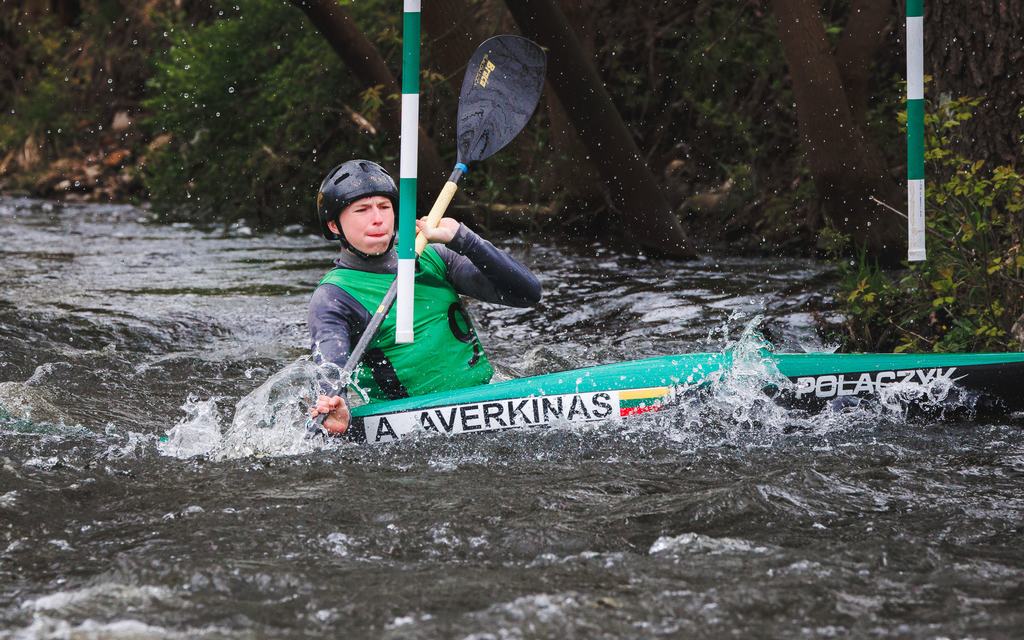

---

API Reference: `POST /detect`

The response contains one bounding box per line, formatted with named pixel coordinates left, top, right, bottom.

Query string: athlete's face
left=329, top=195, right=395, bottom=255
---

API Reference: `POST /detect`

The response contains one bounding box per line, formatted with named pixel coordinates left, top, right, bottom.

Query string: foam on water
left=157, top=310, right=984, bottom=464
left=652, top=312, right=988, bottom=451
left=6, top=617, right=175, bottom=640
left=649, top=532, right=773, bottom=556
left=4, top=617, right=231, bottom=640
left=7, top=583, right=196, bottom=640
left=160, top=358, right=328, bottom=460
left=0, top=382, right=65, bottom=426
left=21, top=583, right=176, bottom=613
left=157, top=396, right=224, bottom=459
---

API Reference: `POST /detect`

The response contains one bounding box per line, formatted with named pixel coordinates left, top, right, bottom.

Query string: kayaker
left=308, top=159, right=542, bottom=435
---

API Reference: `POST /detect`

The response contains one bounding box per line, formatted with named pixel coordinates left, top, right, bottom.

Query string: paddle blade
left=456, top=35, right=546, bottom=165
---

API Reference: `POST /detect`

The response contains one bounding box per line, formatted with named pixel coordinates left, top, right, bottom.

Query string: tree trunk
left=925, top=1, right=1024, bottom=166
left=771, top=0, right=904, bottom=264
left=505, top=0, right=695, bottom=258
left=420, top=0, right=604, bottom=223
left=290, top=0, right=449, bottom=195
left=54, top=0, right=80, bottom=26
left=419, top=0, right=484, bottom=97
left=834, top=0, right=894, bottom=125
left=542, top=0, right=603, bottom=206
left=417, top=0, right=483, bottom=164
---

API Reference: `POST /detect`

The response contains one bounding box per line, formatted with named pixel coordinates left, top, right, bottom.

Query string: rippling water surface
left=1, top=197, right=1022, bottom=638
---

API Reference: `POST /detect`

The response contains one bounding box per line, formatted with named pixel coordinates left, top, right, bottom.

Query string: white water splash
left=323, top=532, right=356, bottom=557
left=100, top=428, right=154, bottom=461
left=874, top=369, right=971, bottom=419
left=212, top=358, right=326, bottom=460
left=649, top=532, right=773, bottom=556
left=7, top=617, right=180, bottom=640
left=662, top=312, right=978, bottom=447
left=158, top=396, right=224, bottom=458
left=667, top=315, right=798, bottom=445
left=159, top=311, right=983, bottom=460
left=0, top=380, right=66, bottom=425
left=21, top=583, right=176, bottom=613
left=159, top=357, right=356, bottom=460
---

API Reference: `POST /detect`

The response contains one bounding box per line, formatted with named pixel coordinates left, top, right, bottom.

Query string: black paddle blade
left=456, top=35, right=546, bottom=165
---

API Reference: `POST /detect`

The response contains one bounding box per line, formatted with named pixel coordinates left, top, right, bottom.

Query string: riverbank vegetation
left=832, top=97, right=1024, bottom=352
left=2, top=1, right=1022, bottom=349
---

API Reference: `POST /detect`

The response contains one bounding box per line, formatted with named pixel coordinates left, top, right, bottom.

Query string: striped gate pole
left=907, top=0, right=926, bottom=262
left=395, top=0, right=420, bottom=343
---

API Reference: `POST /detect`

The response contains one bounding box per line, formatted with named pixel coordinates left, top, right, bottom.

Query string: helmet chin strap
left=338, top=229, right=396, bottom=260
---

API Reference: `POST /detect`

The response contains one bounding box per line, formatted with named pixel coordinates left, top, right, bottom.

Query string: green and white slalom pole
left=395, top=0, right=420, bottom=343
left=907, top=0, right=926, bottom=262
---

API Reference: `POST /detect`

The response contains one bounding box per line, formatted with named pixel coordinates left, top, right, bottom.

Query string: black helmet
left=316, top=160, right=399, bottom=247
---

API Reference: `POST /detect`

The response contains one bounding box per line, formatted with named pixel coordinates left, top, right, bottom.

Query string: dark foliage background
left=1, top=0, right=1021, bottom=350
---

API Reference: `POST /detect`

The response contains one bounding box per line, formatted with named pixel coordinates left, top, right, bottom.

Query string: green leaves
left=359, top=85, right=385, bottom=124
left=835, top=90, right=1024, bottom=353
left=142, top=0, right=397, bottom=224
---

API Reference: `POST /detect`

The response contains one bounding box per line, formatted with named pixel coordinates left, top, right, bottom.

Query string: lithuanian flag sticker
left=618, top=386, right=673, bottom=417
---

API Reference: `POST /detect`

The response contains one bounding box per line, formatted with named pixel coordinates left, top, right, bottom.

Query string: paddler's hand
left=416, top=216, right=460, bottom=244
left=311, top=395, right=350, bottom=436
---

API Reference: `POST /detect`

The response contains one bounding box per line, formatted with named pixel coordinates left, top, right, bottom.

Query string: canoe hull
left=347, top=352, right=1024, bottom=443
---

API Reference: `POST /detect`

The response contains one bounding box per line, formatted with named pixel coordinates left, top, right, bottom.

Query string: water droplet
left=228, top=86, right=235, bottom=94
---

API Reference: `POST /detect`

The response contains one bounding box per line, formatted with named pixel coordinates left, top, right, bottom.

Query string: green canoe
left=346, top=351, right=1024, bottom=443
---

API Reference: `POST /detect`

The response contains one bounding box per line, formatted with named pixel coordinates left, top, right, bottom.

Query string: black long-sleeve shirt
left=308, top=224, right=541, bottom=394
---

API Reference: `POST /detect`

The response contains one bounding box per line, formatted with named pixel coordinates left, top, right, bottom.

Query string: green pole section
left=907, top=101, right=925, bottom=181
left=395, top=0, right=421, bottom=342
left=907, top=0, right=925, bottom=261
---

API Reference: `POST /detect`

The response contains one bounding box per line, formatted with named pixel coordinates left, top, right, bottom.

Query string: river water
left=1, top=196, right=1022, bottom=638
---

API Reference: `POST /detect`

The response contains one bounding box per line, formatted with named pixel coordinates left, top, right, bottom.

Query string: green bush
left=142, top=0, right=401, bottom=227
left=1, top=1, right=169, bottom=157
left=0, top=72, right=80, bottom=152
left=0, top=11, right=87, bottom=154
left=833, top=94, right=1024, bottom=352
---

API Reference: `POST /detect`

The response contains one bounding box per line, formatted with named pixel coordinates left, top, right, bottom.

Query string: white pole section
left=907, top=0, right=926, bottom=262
left=395, top=0, right=420, bottom=343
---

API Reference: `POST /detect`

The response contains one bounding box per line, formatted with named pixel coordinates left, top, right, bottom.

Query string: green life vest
left=317, top=246, right=494, bottom=403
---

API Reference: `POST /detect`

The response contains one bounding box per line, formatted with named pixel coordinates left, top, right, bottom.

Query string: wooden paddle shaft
left=415, top=179, right=460, bottom=255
